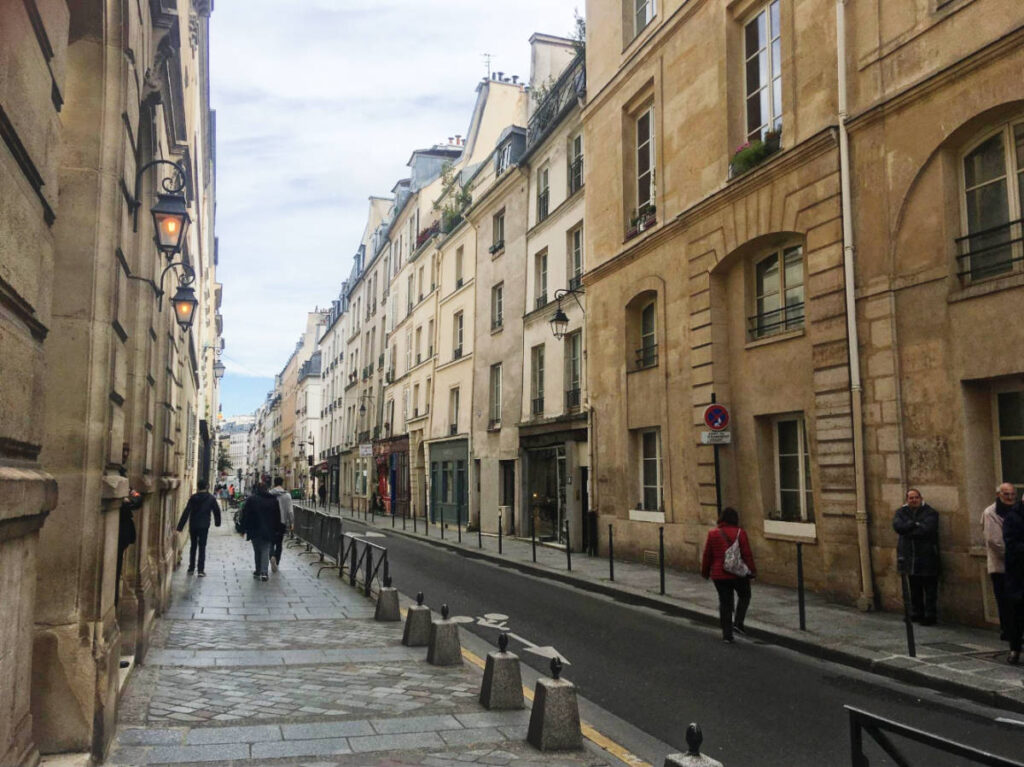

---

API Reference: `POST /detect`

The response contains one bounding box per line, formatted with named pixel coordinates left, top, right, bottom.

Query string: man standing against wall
left=893, top=488, right=940, bottom=625
left=983, top=483, right=1015, bottom=640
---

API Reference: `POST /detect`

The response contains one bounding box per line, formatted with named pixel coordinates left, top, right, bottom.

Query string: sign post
left=703, top=397, right=731, bottom=518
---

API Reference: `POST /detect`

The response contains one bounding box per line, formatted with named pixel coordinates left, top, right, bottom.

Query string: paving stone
left=439, top=727, right=508, bottom=746
left=348, top=731, right=446, bottom=752
left=250, top=737, right=352, bottom=758
left=281, top=720, right=375, bottom=739
left=115, top=727, right=185, bottom=745
left=185, top=724, right=282, bottom=744
left=370, top=713, right=463, bottom=734
left=143, top=743, right=250, bottom=763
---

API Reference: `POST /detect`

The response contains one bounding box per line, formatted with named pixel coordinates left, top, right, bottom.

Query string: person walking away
left=116, top=489, right=142, bottom=605
left=176, top=478, right=221, bottom=576
left=892, top=488, right=940, bottom=625
left=242, top=480, right=279, bottom=581
left=701, top=507, right=757, bottom=643
left=318, top=481, right=327, bottom=508
left=983, top=483, right=1016, bottom=640
left=269, top=476, right=294, bottom=573
left=1003, top=498, right=1024, bottom=665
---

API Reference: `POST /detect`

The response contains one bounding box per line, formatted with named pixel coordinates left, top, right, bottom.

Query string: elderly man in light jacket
left=983, top=483, right=1016, bottom=640
left=269, top=476, right=295, bottom=574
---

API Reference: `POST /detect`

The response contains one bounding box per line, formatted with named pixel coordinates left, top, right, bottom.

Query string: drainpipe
left=837, top=0, right=875, bottom=610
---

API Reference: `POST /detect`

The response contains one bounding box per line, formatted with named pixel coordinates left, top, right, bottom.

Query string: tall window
left=489, top=364, right=502, bottom=425
left=497, top=142, right=513, bottom=174
left=406, top=274, right=414, bottom=313
left=415, top=326, right=422, bottom=363
left=535, top=250, right=548, bottom=309
left=453, top=311, right=464, bottom=358
left=405, top=329, right=412, bottom=372
left=531, top=344, right=545, bottom=415
left=634, top=0, right=655, bottom=36
left=774, top=416, right=814, bottom=522
left=491, top=282, right=504, bottom=329
left=449, top=387, right=460, bottom=433
left=427, top=318, right=434, bottom=357
left=744, top=1, right=782, bottom=142
left=637, top=107, right=655, bottom=212
left=413, top=383, right=420, bottom=417
left=640, top=429, right=662, bottom=511
left=568, top=226, right=584, bottom=289
left=455, top=246, right=464, bottom=288
left=998, top=391, right=1024, bottom=489
left=569, top=134, right=584, bottom=194
left=752, top=245, right=804, bottom=338
left=492, top=210, right=505, bottom=251
left=537, top=167, right=550, bottom=222
left=960, top=122, right=1024, bottom=281
left=565, top=331, right=582, bottom=410
left=638, top=301, right=657, bottom=368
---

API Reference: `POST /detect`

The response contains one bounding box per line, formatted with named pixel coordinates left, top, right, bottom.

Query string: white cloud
left=211, top=0, right=582, bottom=387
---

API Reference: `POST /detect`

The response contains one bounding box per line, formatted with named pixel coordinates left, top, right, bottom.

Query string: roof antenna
left=482, top=52, right=493, bottom=79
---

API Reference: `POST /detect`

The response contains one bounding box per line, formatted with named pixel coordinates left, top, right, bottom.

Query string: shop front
left=374, top=435, right=409, bottom=517
left=427, top=438, right=468, bottom=527
left=519, top=417, right=589, bottom=551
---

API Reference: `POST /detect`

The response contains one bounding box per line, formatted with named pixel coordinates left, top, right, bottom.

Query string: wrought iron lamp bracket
left=131, top=158, right=188, bottom=231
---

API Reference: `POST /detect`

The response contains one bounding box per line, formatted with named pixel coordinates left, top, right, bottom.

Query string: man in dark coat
left=242, top=479, right=280, bottom=581
left=1003, top=500, right=1024, bottom=664
left=892, top=487, right=940, bottom=624
left=176, top=478, right=221, bottom=576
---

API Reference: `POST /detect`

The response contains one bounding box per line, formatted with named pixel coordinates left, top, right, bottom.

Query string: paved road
left=347, top=519, right=1024, bottom=766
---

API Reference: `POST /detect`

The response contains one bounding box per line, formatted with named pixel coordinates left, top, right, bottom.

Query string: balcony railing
left=488, top=240, right=505, bottom=255
left=747, top=302, right=805, bottom=341
left=449, top=424, right=458, bottom=436
left=378, top=353, right=384, bottom=369
left=455, top=277, right=464, bottom=289
left=568, top=274, right=582, bottom=291
left=565, top=388, right=581, bottom=410
left=492, top=315, right=503, bottom=330
left=537, top=189, right=549, bottom=222
left=526, top=53, right=586, bottom=150
left=453, top=346, right=463, bottom=360
left=568, top=155, right=584, bottom=195
left=635, top=343, right=658, bottom=369
left=956, top=219, right=1023, bottom=283
left=487, top=418, right=501, bottom=430
left=535, top=294, right=548, bottom=311
left=531, top=396, right=545, bottom=416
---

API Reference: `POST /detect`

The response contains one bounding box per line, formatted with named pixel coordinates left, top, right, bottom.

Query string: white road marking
left=524, top=645, right=572, bottom=665
left=995, top=717, right=1024, bottom=727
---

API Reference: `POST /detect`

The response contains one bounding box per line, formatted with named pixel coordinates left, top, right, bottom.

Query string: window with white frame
left=959, top=122, right=1024, bottom=282
left=568, top=225, right=583, bottom=289
left=491, top=282, right=504, bottom=329
left=773, top=416, right=814, bottom=523
left=489, top=364, right=502, bottom=425
left=531, top=344, right=545, bottom=415
left=638, top=301, right=657, bottom=368
left=453, top=311, right=464, bottom=358
left=634, top=0, right=655, bottom=36
left=752, top=244, right=805, bottom=339
left=537, top=166, right=550, bottom=222
left=492, top=210, right=505, bottom=251
left=569, top=133, right=584, bottom=194
left=449, top=387, right=460, bottom=432
left=535, top=250, right=548, bottom=309
left=455, top=246, right=464, bottom=288
left=565, top=331, right=582, bottom=410
left=637, top=107, right=655, bottom=213
left=639, top=428, right=662, bottom=511
left=405, top=329, right=412, bottom=372
left=497, top=142, right=513, bottom=174
left=744, top=0, right=782, bottom=142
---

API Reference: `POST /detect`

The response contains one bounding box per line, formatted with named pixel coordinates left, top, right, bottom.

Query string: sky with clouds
left=211, top=0, right=583, bottom=416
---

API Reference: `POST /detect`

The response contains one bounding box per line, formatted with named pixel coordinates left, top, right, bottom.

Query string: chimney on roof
left=511, top=75, right=519, bottom=84
left=455, top=134, right=462, bottom=145
left=496, top=71, right=504, bottom=81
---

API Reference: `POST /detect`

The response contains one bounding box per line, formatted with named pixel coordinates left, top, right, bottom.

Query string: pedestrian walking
left=983, top=483, right=1016, bottom=640
left=893, top=488, right=940, bottom=625
left=701, top=507, right=756, bottom=643
left=1003, top=498, right=1024, bottom=665
left=242, top=479, right=280, bottom=581
left=176, top=478, right=221, bottom=576
left=318, top=481, right=326, bottom=508
left=269, top=476, right=294, bottom=573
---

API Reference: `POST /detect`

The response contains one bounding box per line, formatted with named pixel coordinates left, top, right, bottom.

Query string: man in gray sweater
left=270, top=476, right=294, bottom=573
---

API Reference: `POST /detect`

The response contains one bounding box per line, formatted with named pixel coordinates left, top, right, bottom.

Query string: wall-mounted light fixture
left=549, top=285, right=585, bottom=340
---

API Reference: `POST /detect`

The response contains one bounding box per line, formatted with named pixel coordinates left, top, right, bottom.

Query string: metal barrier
left=340, top=533, right=389, bottom=597
left=846, top=706, right=1024, bottom=766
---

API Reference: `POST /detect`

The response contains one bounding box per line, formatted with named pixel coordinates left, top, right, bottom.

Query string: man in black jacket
left=177, top=478, right=221, bottom=576
left=893, top=488, right=941, bottom=624
left=242, top=479, right=281, bottom=581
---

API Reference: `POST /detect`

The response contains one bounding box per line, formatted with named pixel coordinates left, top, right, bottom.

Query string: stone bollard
left=479, top=633, right=524, bottom=710
left=374, top=574, right=400, bottom=621
left=426, top=604, right=462, bottom=666
left=664, top=724, right=724, bottom=767
left=526, top=657, right=582, bottom=751
left=402, top=592, right=431, bottom=646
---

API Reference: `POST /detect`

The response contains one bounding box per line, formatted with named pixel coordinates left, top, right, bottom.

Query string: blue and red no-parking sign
left=703, top=403, right=730, bottom=431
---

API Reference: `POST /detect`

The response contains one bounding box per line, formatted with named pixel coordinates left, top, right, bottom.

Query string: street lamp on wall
left=549, top=286, right=585, bottom=340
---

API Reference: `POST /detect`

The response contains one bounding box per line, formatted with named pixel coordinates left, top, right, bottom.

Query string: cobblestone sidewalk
left=323, top=504, right=1024, bottom=714
left=107, top=526, right=623, bottom=766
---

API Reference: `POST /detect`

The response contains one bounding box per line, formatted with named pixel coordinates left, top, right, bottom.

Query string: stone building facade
left=1, top=0, right=220, bottom=763
left=582, top=0, right=1024, bottom=623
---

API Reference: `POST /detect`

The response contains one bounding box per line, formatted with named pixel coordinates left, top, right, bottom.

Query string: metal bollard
left=392, top=509, right=395, bottom=528
left=531, top=513, right=537, bottom=563
left=797, top=541, right=806, bottom=631
left=364, top=546, right=372, bottom=597
left=457, top=504, right=462, bottom=543
left=901, top=572, right=916, bottom=657
left=659, top=526, right=665, bottom=595
left=608, top=523, right=614, bottom=581
left=498, top=512, right=503, bottom=554
left=403, top=508, right=407, bottom=530
left=565, top=520, right=571, bottom=571
left=440, top=512, right=445, bottom=539
left=478, top=515, right=482, bottom=548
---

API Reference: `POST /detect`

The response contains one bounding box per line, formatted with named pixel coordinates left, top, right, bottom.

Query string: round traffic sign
left=703, top=404, right=730, bottom=431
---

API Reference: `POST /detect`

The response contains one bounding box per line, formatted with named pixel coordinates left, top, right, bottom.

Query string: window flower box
left=729, top=131, right=781, bottom=178
left=625, top=204, right=657, bottom=241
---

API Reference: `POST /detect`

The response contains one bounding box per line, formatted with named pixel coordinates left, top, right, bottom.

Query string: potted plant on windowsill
left=729, top=131, right=782, bottom=178
left=637, top=203, right=656, bottom=231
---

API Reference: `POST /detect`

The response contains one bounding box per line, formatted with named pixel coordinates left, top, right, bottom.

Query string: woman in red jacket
left=701, top=507, right=757, bottom=643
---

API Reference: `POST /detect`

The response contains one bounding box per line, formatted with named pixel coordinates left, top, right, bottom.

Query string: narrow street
left=344, top=518, right=1024, bottom=766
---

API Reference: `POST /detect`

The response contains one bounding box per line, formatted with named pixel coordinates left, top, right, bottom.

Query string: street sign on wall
left=701, top=431, right=732, bottom=445
left=359, top=443, right=373, bottom=457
